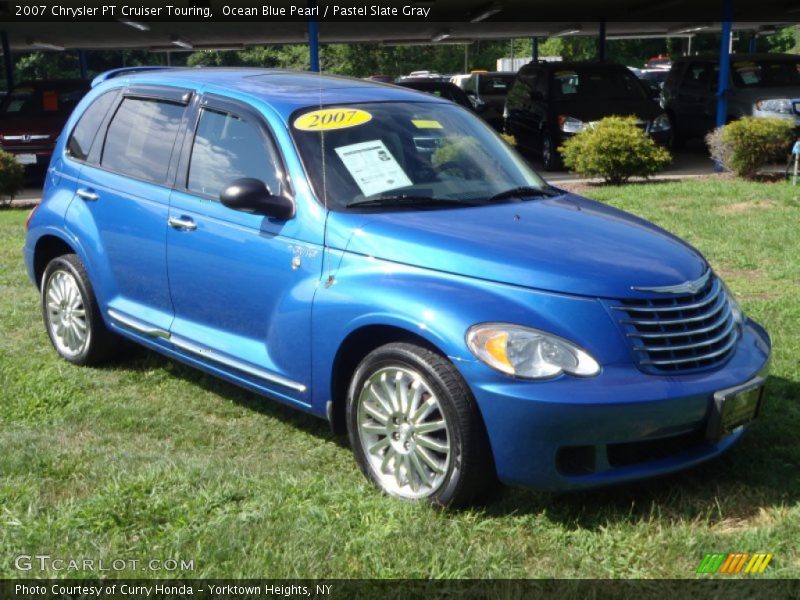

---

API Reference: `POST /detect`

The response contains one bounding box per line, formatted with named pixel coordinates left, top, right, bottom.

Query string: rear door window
left=101, top=97, right=185, bottom=184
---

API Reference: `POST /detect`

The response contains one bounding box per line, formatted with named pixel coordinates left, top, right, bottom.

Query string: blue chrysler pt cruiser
left=24, top=68, right=771, bottom=506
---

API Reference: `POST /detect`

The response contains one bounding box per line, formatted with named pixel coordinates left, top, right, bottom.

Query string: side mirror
left=220, top=178, right=295, bottom=220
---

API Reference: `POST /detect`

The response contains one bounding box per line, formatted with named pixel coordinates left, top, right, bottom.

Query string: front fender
left=310, top=249, right=630, bottom=416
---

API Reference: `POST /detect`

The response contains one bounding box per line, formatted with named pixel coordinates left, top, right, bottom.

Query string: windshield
left=732, top=59, right=800, bottom=88
left=552, top=67, right=649, bottom=101
left=290, top=101, right=547, bottom=211
left=0, top=84, right=86, bottom=117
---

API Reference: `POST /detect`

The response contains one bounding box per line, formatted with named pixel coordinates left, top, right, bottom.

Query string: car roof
left=96, top=67, right=449, bottom=120
left=673, top=53, right=800, bottom=63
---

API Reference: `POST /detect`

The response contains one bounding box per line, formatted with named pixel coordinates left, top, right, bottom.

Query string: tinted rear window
left=67, top=92, right=117, bottom=161
left=732, top=59, right=800, bottom=88
left=101, top=97, right=185, bottom=184
left=478, top=75, right=515, bottom=95
left=552, top=67, right=648, bottom=100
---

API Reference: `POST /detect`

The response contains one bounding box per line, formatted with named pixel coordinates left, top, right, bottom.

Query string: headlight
left=466, top=323, right=600, bottom=379
left=558, top=115, right=585, bottom=133
left=650, top=113, right=671, bottom=132
left=755, top=99, right=793, bottom=115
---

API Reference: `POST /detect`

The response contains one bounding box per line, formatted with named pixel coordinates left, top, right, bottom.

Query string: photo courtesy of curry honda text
left=24, top=67, right=771, bottom=506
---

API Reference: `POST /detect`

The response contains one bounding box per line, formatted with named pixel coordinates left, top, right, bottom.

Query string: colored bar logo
left=696, top=553, right=773, bottom=574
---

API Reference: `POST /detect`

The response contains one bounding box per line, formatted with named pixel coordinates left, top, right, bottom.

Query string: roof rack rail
left=91, top=66, right=178, bottom=88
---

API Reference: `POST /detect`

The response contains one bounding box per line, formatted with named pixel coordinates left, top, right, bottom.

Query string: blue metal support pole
left=715, top=0, right=733, bottom=172
left=78, top=49, right=88, bottom=79
left=598, top=20, right=607, bottom=61
left=716, top=0, right=733, bottom=130
left=1, top=31, right=13, bottom=91
left=308, top=0, right=320, bottom=72
left=749, top=33, right=757, bottom=53
left=532, top=36, right=539, bottom=62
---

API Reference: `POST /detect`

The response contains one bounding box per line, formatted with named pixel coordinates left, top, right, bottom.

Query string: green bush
left=559, top=116, right=671, bottom=184
left=0, top=149, right=25, bottom=208
left=705, top=117, right=795, bottom=179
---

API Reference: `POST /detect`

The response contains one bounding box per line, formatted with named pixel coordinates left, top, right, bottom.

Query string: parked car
left=645, top=55, right=672, bottom=71
left=639, top=68, right=669, bottom=91
left=365, top=74, right=393, bottom=83
left=505, top=61, right=671, bottom=170
left=0, top=79, right=89, bottom=172
left=456, top=71, right=516, bottom=131
left=663, top=53, right=800, bottom=146
left=25, top=67, right=770, bottom=506
left=394, top=79, right=476, bottom=111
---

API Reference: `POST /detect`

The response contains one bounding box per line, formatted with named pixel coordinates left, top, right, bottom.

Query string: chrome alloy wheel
left=356, top=366, right=452, bottom=499
left=45, top=270, right=89, bottom=358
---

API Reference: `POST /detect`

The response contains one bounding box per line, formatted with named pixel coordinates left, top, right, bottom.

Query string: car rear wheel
left=42, top=254, right=118, bottom=366
left=347, top=342, right=495, bottom=506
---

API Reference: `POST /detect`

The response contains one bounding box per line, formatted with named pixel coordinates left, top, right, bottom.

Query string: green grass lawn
left=1, top=178, right=799, bottom=579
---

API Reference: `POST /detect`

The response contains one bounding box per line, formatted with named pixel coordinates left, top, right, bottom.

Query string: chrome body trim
left=631, top=269, right=711, bottom=294
left=168, top=216, right=197, bottom=230
left=108, top=308, right=170, bottom=338
left=76, top=189, right=99, bottom=201
left=170, top=335, right=307, bottom=393
left=641, top=334, right=739, bottom=366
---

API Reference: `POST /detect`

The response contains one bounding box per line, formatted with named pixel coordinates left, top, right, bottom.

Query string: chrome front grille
left=611, top=272, right=739, bottom=373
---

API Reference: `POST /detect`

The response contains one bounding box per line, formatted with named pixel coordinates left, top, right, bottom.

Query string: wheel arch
left=33, top=234, right=78, bottom=289
left=328, top=324, right=443, bottom=435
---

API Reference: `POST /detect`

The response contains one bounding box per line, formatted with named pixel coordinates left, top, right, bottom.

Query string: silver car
left=663, top=53, right=800, bottom=145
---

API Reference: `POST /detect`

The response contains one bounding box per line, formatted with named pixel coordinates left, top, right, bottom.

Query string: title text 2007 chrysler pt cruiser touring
left=24, top=68, right=771, bottom=506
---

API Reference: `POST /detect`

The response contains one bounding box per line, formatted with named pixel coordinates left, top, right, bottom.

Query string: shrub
left=705, top=117, right=795, bottom=179
left=559, top=116, right=672, bottom=184
left=0, top=150, right=25, bottom=209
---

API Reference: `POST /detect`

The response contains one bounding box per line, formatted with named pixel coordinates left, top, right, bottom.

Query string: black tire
left=542, top=132, right=563, bottom=171
left=347, top=342, right=496, bottom=507
left=41, top=254, right=119, bottom=366
left=668, top=113, right=685, bottom=151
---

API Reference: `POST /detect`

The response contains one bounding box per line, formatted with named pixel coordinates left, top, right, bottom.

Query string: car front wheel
left=347, top=342, right=495, bottom=506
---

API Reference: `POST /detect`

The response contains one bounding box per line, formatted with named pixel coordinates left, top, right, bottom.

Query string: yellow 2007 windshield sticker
left=293, top=108, right=372, bottom=131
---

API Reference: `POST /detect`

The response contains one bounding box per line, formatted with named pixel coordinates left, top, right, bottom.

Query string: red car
left=0, top=79, right=90, bottom=172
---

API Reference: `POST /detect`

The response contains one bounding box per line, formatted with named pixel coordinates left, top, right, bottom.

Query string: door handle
left=168, top=216, right=197, bottom=231
left=76, top=188, right=99, bottom=201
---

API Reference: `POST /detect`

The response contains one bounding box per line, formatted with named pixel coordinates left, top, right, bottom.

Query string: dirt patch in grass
left=718, top=200, right=778, bottom=214
left=715, top=267, right=782, bottom=300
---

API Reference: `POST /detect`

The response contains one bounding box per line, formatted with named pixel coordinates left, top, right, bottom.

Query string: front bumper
left=461, top=319, right=771, bottom=491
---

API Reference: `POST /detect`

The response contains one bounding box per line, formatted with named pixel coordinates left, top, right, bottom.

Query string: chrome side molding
left=170, top=335, right=307, bottom=393
left=108, top=309, right=170, bottom=339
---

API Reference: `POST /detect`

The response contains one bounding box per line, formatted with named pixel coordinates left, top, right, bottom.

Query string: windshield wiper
left=486, top=185, right=561, bottom=204
left=346, top=195, right=477, bottom=209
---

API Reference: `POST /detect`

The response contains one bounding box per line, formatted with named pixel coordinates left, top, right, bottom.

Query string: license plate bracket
left=706, top=377, right=765, bottom=442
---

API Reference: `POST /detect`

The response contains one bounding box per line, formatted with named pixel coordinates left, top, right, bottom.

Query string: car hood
left=558, top=97, right=661, bottom=123
left=326, top=193, right=707, bottom=299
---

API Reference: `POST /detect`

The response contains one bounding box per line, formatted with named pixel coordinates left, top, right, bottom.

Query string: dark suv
left=663, top=53, right=800, bottom=146
left=504, top=62, right=670, bottom=170
left=0, top=79, right=89, bottom=173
